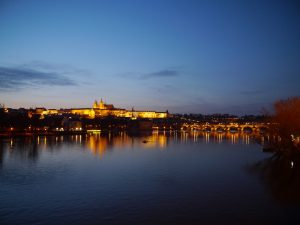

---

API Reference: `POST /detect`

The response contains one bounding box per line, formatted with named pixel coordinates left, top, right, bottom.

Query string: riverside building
left=29, top=99, right=169, bottom=119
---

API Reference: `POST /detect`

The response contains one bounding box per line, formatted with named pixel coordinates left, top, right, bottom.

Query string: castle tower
left=93, top=100, right=98, bottom=108
left=99, top=98, right=105, bottom=109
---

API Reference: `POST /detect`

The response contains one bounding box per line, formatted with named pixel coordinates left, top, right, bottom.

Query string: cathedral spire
left=99, top=98, right=105, bottom=109
left=93, top=100, right=98, bottom=108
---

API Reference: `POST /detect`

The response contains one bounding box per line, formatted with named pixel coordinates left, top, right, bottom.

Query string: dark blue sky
left=0, top=0, right=299, bottom=114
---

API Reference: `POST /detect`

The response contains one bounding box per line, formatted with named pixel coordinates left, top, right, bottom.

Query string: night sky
left=0, top=0, right=299, bottom=114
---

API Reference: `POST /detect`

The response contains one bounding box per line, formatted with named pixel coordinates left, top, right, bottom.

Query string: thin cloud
left=177, top=102, right=271, bottom=115
left=117, top=69, right=181, bottom=80
left=19, top=61, right=92, bottom=77
left=151, top=84, right=177, bottom=93
left=141, top=70, right=179, bottom=79
left=0, top=66, right=76, bottom=91
left=239, top=90, right=266, bottom=95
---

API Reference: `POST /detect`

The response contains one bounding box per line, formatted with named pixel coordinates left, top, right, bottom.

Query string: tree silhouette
left=270, top=97, right=300, bottom=156
left=274, top=97, right=300, bottom=137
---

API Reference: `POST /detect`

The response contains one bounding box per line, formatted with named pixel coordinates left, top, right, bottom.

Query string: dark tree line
left=268, top=97, right=300, bottom=157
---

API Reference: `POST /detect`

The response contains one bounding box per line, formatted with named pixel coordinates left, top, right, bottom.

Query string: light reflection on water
left=0, top=132, right=299, bottom=225
left=1, top=131, right=257, bottom=160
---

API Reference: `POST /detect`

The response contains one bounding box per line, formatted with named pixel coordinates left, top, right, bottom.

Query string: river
left=0, top=131, right=299, bottom=225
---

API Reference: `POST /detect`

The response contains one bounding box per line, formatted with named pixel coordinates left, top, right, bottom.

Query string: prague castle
left=29, top=99, right=168, bottom=119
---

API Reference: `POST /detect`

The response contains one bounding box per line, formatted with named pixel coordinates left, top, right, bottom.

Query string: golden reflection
left=10, top=138, right=13, bottom=149
left=193, top=131, right=198, bottom=142
left=241, top=134, right=250, bottom=145
left=87, top=134, right=107, bottom=157
left=180, top=131, right=188, bottom=142
left=84, top=132, right=170, bottom=157
left=174, top=131, right=178, bottom=141
left=185, top=132, right=189, bottom=142
left=24, top=131, right=261, bottom=158
left=147, top=132, right=167, bottom=149
left=44, top=136, right=47, bottom=147
left=217, top=133, right=223, bottom=143
left=180, top=132, right=183, bottom=142
left=0, top=131, right=267, bottom=164
left=157, top=133, right=167, bottom=149
left=230, top=133, right=238, bottom=144
left=205, top=132, right=210, bottom=143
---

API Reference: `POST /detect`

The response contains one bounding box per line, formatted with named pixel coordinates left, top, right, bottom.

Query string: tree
left=270, top=97, right=300, bottom=156
left=274, top=97, right=300, bottom=137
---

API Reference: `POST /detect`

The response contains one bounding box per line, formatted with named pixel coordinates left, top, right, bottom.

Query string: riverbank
left=0, top=131, right=88, bottom=137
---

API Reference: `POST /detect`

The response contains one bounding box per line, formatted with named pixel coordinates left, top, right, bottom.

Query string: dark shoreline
left=0, top=129, right=265, bottom=138
left=0, top=129, right=162, bottom=137
left=0, top=131, right=89, bottom=138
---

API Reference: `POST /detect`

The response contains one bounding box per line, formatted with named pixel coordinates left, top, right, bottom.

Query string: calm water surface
left=0, top=132, right=300, bottom=225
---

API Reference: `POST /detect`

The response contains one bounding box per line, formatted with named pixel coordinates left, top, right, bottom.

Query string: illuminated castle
left=93, top=98, right=114, bottom=110
left=29, top=98, right=168, bottom=119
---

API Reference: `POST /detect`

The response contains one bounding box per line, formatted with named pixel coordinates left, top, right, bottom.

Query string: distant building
left=62, top=117, right=82, bottom=131
left=28, top=98, right=169, bottom=119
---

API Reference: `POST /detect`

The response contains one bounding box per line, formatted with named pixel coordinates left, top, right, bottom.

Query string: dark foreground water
left=0, top=132, right=300, bottom=225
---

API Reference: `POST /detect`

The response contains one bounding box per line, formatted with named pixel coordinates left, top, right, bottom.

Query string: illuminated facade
left=29, top=98, right=169, bottom=119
